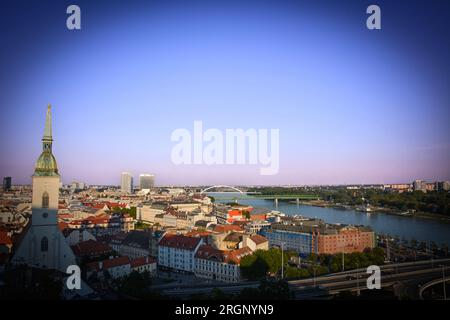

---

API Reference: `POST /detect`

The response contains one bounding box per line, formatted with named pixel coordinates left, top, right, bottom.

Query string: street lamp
left=313, top=266, right=316, bottom=286
left=356, top=262, right=360, bottom=297
left=281, top=242, right=286, bottom=280
left=386, top=237, right=391, bottom=262
left=439, top=264, right=447, bottom=300
left=339, top=243, right=346, bottom=272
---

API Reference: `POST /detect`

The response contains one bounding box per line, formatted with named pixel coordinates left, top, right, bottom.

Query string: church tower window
left=41, top=237, right=48, bottom=252
left=42, top=192, right=49, bottom=208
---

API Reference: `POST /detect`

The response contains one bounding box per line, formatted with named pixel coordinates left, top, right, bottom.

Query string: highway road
left=158, top=258, right=450, bottom=299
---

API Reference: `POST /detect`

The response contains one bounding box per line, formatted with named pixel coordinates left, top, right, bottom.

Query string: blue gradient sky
left=1, top=0, right=449, bottom=186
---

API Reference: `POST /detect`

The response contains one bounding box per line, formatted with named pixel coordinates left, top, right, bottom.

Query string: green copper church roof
left=34, top=104, right=59, bottom=176
left=34, top=151, right=59, bottom=176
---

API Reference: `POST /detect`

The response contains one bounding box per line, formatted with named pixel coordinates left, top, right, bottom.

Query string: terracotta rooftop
left=0, top=231, right=12, bottom=246
left=227, top=247, right=253, bottom=264
left=184, top=230, right=212, bottom=238
left=130, top=256, right=156, bottom=268
left=83, top=201, right=128, bottom=210
left=195, top=244, right=225, bottom=261
left=250, top=234, right=268, bottom=245
left=159, top=234, right=202, bottom=251
left=87, top=256, right=131, bottom=271
left=213, top=225, right=244, bottom=233
left=103, top=256, right=130, bottom=269
left=232, top=221, right=249, bottom=227
left=224, top=232, right=242, bottom=243
left=195, top=244, right=252, bottom=265
left=71, top=239, right=112, bottom=257
left=58, top=222, right=69, bottom=231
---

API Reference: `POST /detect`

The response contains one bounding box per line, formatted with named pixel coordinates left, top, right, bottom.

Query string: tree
left=135, top=221, right=151, bottom=230
left=238, top=287, right=260, bottom=300
left=258, top=280, right=292, bottom=299
left=240, top=248, right=294, bottom=280
left=211, top=288, right=228, bottom=299
left=238, top=280, right=292, bottom=300
left=240, top=252, right=269, bottom=280
left=118, top=271, right=152, bottom=299
left=285, top=266, right=310, bottom=279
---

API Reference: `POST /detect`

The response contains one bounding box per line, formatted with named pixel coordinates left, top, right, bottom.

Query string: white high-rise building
left=12, top=105, right=77, bottom=272
left=413, top=180, right=427, bottom=193
left=121, top=172, right=133, bottom=193
left=70, top=181, right=86, bottom=191
left=139, top=174, right=155, bottom=189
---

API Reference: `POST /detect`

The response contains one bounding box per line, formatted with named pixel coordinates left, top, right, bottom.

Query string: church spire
left=34, top=104, right=59, bottom=176
left=43, top=104, right=52, bottom=141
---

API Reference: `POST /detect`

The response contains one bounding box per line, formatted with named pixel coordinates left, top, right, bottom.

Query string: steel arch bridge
left=200, top=185, right=244, bottom=194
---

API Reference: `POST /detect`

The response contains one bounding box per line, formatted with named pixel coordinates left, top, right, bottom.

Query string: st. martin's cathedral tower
left=13, top=105, right=76, bottom=272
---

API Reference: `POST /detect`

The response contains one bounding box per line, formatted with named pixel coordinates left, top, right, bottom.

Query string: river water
left=211, top=193, right=450, bottom=246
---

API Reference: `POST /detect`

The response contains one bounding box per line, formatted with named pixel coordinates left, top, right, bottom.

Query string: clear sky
left=1, top=0, right=449, bottom=186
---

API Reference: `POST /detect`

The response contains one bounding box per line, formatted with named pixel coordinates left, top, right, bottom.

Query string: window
left=41, top=237, right=48, bottom=252
left=42, top=192, right=49, bottom=208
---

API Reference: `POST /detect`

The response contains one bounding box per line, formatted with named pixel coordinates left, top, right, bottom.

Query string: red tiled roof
left=228, top=209, right=243, bottom=217
left=184, top=230, right=212, bottom=238
left=227, top=247, right=253, bottom=264
left=103, top=256, right=130, bottom=269
left=58, top=222, right=69, bottom=231
left=159, top=234, right=202, bottom=251
left=69, top=213, right=112, bottom=227
left=58, top=213, right=73, bottom=219
left=195, top=245, right=252, bottom=265
left=213, top=225, right=244, bottom=233
left=250, top=234, right=268, bottom=245
left=232, top=221, right=249, bottom=226
left=195, top=244, right=225, bottom=260
left=87, top=256, right=130, bottom=271
left=130, top=256, right=156, bottom=268
left=224, top=232, right=242, bottom=243
left=83, top=201, right=128, bottom=210
left=0, top=231, right=12, bottom=246
left=71, top=239, right=112, bottom=257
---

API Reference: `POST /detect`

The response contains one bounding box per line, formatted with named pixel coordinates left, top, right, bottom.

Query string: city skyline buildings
left=1, top=1, right=450, bottom=186
left=139, top=174, right=155, bottom=189
left=2, top=102, right=449, bottom=186
left=120, top=172, right=133, bottom=194
left=2, top=177, right=11, bottom=191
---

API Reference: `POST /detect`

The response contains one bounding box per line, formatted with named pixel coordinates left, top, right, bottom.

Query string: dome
left=34, top=151, right=59, bottom=176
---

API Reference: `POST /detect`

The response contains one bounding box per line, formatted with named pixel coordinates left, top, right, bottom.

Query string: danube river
left=211, top=193, right=450, bottom=247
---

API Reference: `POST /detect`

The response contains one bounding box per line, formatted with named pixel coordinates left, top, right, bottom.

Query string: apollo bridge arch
left=200, top=185, right=245, bottom=194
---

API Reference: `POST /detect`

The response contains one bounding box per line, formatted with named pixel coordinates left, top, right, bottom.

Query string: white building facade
left=158, top=234, right=203, bottom=273
left=121, top=172, right=133, bottom=193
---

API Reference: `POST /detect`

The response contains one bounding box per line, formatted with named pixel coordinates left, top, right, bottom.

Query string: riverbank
left=291, top=200, right=450, bottom=223
left=212, top=195, right=450, bottom=246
